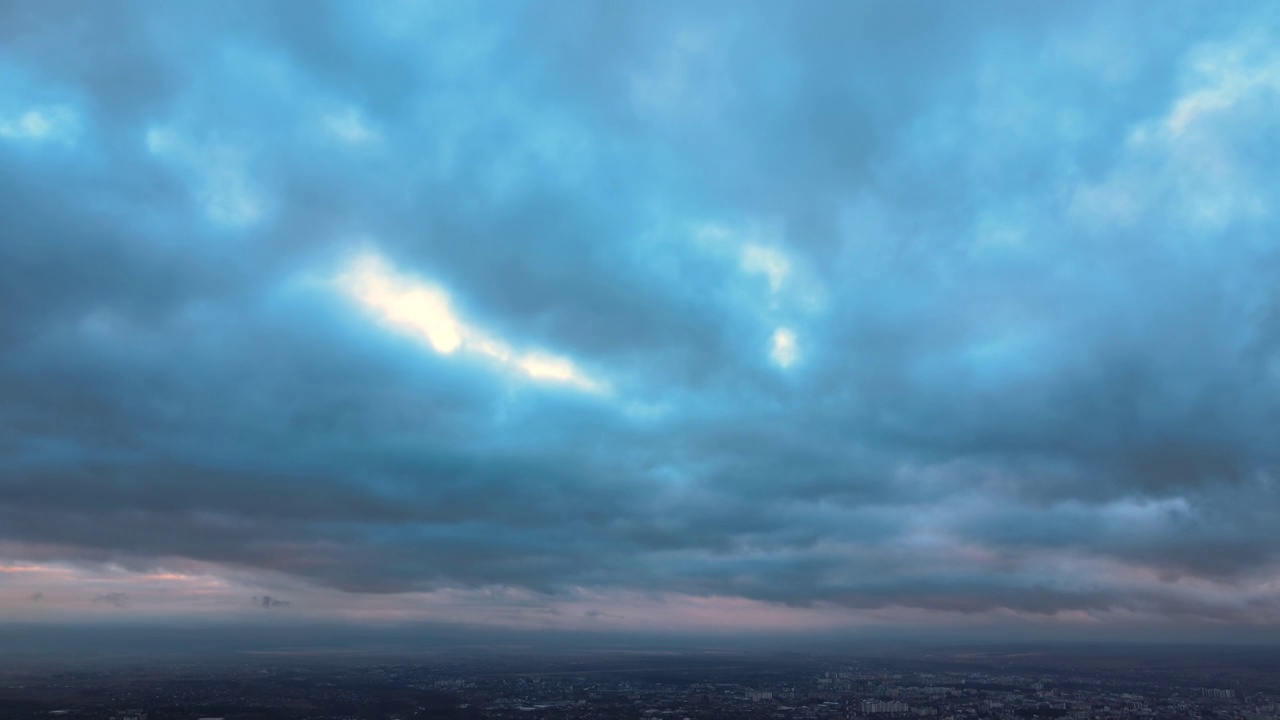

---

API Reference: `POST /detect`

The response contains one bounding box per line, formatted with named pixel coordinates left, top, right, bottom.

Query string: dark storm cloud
left=2, top=0, right=1280, bottom=630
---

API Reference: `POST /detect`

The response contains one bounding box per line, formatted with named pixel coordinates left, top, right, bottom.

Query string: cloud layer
left=2, top=0, right=1280, bottom=636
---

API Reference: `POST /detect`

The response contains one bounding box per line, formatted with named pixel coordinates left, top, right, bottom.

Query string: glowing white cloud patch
left=0, top=105, right=78, bottom=144
left=740, top=243, right=791, bottom=295
left=338, top=251, right=604, bottom=392
left=696, top=223, right=791, bottom=290
left=692, top=223, right=817, bottom=369
left=518, top=354, right=575, bottom=382
left=770, top=326, right=798, bottom=368
left=324, top=107, right=376, bottom=144
left=695, top=223, right=802, bottom=299
left=339, top=253, right=463, bottom=354
left=516, top=353, right=600, bottom=392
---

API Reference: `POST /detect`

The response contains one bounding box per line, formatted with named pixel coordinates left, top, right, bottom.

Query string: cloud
left=0, top=0, right=1278, bottom=637
left=337, top=250, right=605, bottom=392
left=770, top=327, right=798, bottom=368
left=145, top=126, right=265, bottom=227
left=0, top=106, right=78, bottom=144
left=91, top=593, right=130, bottom=609
left=740, top=244, right=791, bottom=295
left=339, top=251, right=465, bottom=354
left=324, top=107, right=377, bottom=145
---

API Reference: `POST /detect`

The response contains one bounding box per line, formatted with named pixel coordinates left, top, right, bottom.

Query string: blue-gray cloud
left=2, top=0, right=1280, bottom=629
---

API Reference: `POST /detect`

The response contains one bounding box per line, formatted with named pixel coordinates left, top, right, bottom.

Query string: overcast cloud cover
left=3, top=0, right=1280, bottom=639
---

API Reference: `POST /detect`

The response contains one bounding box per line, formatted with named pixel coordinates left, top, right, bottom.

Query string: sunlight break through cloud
left=771, top=327, right=799, bottom=368
left=338, top=251, right=605, bottom=393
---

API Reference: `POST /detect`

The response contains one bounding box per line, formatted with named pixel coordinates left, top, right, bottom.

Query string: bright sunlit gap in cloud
left=338, top=250, right=605, bottom=393
left=771, top=326, right=799, bottom=368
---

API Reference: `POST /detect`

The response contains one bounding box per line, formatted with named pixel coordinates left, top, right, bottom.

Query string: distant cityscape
left=1, top=646, right=1277, bottom=720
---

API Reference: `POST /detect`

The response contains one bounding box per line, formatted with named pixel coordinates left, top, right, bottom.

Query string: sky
left=2, top=0, right=1280, bottom=643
